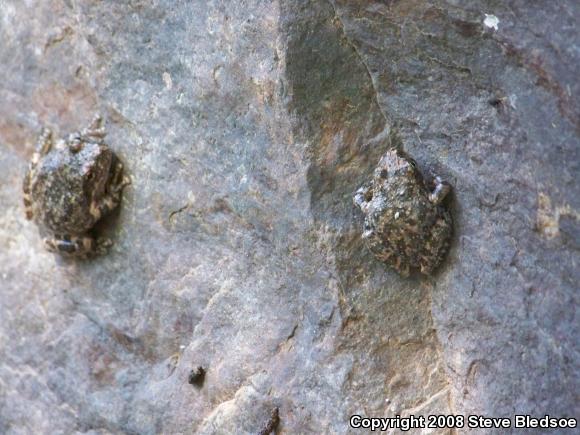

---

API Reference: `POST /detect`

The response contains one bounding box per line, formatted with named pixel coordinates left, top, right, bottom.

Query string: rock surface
left=0, top=1, right=578, bottom=434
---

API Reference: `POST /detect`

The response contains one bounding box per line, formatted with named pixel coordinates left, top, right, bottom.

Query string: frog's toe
left=113, top=175, right=131, bottom=192
left=44, top=235, right=95, bottom=257
left=110, top=163, right=130, bottom=193
left=84, top=114, right=106, bottom=138
left=419, top=260, right=434, bottom=275
left=95, top=237, right=113, bottom=256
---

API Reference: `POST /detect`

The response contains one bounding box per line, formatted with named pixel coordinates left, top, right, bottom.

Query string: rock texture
left=0, top=1, right=578, bottom=434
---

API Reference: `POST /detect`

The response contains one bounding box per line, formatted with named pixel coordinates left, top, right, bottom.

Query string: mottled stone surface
left=0, top=1, right=578, bottom=434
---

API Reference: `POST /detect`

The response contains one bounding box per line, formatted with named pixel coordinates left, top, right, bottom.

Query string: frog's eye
left=408, top=159, right=418, bottom=170
left=86, top=170, right=94, bottom=180
left=69, top=136, right=83, bottom=153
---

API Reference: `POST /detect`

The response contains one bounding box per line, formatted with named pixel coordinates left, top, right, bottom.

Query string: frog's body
left=23, top=116, right=129, bottom=257
left=354, top=149, right=452, bottom=276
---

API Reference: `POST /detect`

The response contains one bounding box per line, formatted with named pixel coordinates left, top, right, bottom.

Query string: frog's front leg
left=428, top=176, right=450, bottom=205
left=69, top=115, right=106, bottom=149
left=82, top=114, right=106, bottom=140
left=29, top=128, right=53, bottom=168
left=34, top=128, right=53, bottom=161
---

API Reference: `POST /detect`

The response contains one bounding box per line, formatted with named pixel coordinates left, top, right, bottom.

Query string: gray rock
left=0, top=0, right=578, bottom=434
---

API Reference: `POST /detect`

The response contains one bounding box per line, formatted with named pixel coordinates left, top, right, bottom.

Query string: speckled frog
left=23, top=115, right=129, bottom=257
left=353, top=148, right=452, bottom=276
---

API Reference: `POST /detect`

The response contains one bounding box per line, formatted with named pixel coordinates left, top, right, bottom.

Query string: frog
left=353, top=148, right=453, bottom=277
left=23, top=115, right=130, bottom=257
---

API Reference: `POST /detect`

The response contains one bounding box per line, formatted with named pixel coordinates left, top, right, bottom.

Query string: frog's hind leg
left=90, top=195, right=118, bottom=221
left=33, top=128, right=53, bottom=161
left=44, top=234, right=96, bottom=258
left=23, top=128, right=53, bottom=219
left=109, top=159, right=131, bottom=194
left=90, top=159, right=130, bottom=221
left=419, top=215, right=452, bottom=275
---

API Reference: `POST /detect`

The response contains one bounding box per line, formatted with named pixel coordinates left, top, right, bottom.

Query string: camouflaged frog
left=353, top=149, right=452, bottom=277
left=23, top=115, right=130, bottom=257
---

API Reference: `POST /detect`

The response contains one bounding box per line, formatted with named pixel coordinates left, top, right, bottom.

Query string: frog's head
left=374, top=148, right=418, bottom=181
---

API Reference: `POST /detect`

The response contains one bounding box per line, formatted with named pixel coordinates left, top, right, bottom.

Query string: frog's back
left=30, top=153, right=92, bottom=234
